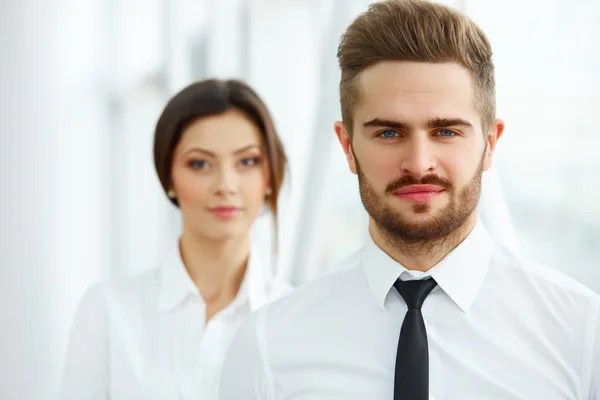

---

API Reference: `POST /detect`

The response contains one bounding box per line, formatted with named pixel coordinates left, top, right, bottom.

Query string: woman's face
left=170, top=108, right=270, bottom=241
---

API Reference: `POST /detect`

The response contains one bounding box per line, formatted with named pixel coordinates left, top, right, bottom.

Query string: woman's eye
left=240, top=157, right=261, bottom=167
left=188, top=160, right=208, bottom=169
left=379, top=130, right=399, bottom=139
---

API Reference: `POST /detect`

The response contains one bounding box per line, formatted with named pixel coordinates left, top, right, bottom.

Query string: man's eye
left=437, top=129, right=456, bottom=137
left=380, top=130, right=399, bottom=139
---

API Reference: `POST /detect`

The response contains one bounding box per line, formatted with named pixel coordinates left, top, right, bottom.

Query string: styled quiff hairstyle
left=337, top=0, right=495, bottom=133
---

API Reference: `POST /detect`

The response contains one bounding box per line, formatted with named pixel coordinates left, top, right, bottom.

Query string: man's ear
left=483, top=118, right=504, bottom=171
left=334, top=121, right=357, bottom=174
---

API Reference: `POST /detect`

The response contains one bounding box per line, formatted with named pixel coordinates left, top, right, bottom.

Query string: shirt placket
left=177, top=298, right=206, bottom=400
left=198, top=314, right=227, bottom=396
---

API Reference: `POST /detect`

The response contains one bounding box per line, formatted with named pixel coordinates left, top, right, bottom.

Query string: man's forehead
left=354, top=61, right=478, bottom=122
left=358, top=61, right=474, bottom=97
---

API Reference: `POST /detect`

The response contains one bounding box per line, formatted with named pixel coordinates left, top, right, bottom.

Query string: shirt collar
left=157, top=240, right=273, bottom=313
left=363, top=218, right=494, bottom=314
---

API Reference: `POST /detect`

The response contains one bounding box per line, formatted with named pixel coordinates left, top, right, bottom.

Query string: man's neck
left=369, top=213, right=478, bottom=272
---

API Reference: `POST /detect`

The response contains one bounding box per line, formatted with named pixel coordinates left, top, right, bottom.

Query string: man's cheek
left=372, top=157, right=400, bottom=180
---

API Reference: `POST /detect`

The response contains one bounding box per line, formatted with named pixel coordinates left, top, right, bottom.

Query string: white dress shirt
left=219, top=219, right=600, bottom=399
left=58, top=241, right=291, bottom=400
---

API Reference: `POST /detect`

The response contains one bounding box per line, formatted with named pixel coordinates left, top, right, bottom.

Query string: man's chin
left=383, top=210, right=446, bottom=231
left=396, top=218, right=440, bottom=233
left=393, top=205, right=441, bottom=221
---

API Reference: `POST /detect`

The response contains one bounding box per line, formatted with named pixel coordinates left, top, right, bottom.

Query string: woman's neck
left=179, top=230, right=251, bottom=305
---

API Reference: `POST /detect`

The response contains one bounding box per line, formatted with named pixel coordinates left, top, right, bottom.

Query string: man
left=219, top=0, right=600, bottom=398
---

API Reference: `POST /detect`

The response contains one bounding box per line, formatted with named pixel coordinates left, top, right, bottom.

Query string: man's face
left=335, top=61, right=503, bottom=242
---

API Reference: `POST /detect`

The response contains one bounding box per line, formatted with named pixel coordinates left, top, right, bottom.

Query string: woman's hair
left=153, top=78, right=288, bottom=237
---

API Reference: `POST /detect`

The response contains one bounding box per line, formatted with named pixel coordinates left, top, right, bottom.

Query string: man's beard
left=357, top=153, right=484, bottom=247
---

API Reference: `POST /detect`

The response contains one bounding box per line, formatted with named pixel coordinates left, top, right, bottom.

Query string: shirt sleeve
left=57, top=284, right=109, bottom=400
left=219, top=307, right=274, bottom=400
left=589, top=298, right=600, bottom=400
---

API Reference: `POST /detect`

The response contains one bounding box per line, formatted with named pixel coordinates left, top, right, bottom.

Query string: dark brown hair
left=153, top=79, right=287, bottom=231
left=338, top=0, right=495, bottom=133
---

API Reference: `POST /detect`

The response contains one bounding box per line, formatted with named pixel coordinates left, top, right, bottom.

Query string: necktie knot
left=393, top=278, right=437, bottom=309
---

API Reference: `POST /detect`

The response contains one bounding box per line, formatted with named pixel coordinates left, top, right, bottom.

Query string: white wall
left=0, top=0, right=110, bottom=398
left=467, top=0, right=600, bottom=290
left=1, top=1, right=599, bottom=398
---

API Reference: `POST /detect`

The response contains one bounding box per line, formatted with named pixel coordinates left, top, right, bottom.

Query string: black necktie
left=393, top=278, right=438, bottom=400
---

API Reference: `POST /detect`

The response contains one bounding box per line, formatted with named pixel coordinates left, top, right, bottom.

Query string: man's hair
left=337, top=0, right=495, bottom=133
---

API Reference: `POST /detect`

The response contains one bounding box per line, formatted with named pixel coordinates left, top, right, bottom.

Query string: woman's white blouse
left=58, top=243, right=292, bottom=400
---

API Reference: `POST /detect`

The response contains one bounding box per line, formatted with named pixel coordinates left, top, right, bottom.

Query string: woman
left=58, top=79, right=291, bottom=399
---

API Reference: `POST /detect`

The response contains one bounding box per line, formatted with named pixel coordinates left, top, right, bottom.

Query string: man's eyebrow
left=362, top=117, right=474, bottom=130
left=362, top=118, right=410, bottom=130
left=426, top=117, right=473, bottom=129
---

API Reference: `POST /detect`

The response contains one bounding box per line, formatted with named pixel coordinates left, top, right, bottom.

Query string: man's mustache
left=385, top=175, right=453, bottom=195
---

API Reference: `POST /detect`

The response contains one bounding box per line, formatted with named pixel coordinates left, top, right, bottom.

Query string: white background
left=1, top=0, right=599, bottom=398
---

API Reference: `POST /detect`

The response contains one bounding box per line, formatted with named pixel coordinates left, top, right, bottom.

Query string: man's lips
left=394, top=185, right=445, bottom=202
